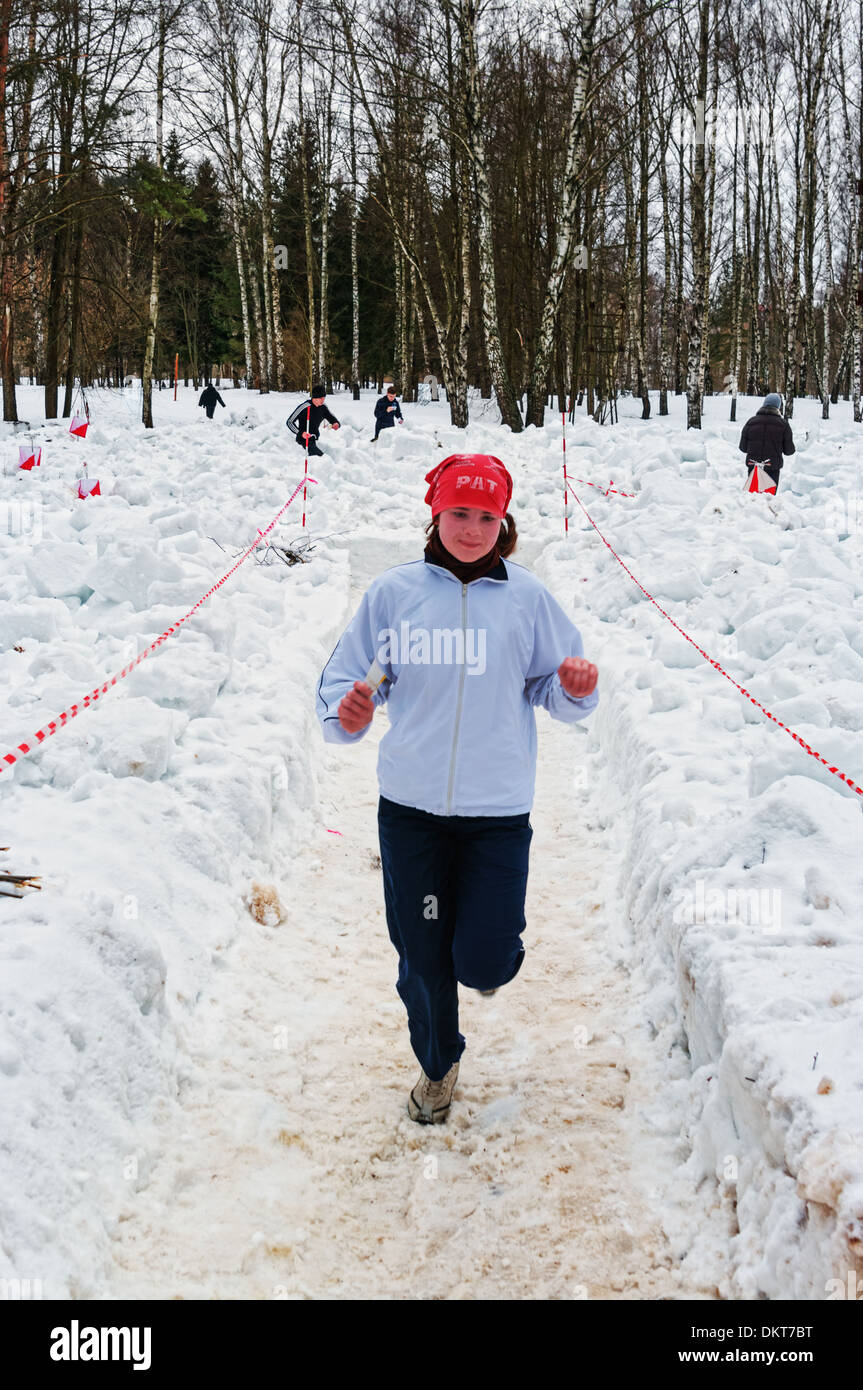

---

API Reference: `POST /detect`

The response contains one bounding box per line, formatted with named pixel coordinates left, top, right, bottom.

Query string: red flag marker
left=746, top=466, right=777, bottom=495
left=18, top=446, right=41, bottom=470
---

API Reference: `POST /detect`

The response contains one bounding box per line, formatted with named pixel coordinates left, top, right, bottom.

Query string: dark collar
left=423, top=550, right=508, bottom=583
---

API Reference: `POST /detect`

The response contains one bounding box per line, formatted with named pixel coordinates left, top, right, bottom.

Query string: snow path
left=107, top=563, right=720, bottom=1300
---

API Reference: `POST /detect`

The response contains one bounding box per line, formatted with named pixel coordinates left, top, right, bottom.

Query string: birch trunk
left=297, top=4, right=316, bottom=385
left=406, top=258, right=417, bottom=401
left=636, top=1, right=650, bottom=417
left=260, top=223, right=273, bottom=387
left=738, top=94, right=757, bottom=395
left=142, top=2, right=166, bottom=430
left=451, top=157, right=472, bottom=428
left=317, top=88, right=332, bottom=387
left=221, top=20, right=254, bottom=386
left=657, top=146, right=672, bottom=416
left=456, top=0, right=522, bottom=431
left=268, top=235, right=284, bottom=390
left=525, top=0, right=596, bottom=426
left=728, top=102, right=744, bottom=423
left=243, top=223, right=267, bottom=390
left=393, top=234, right=403, bottom=393
left=257, top=22, right=276, bottom=390
left=799, top=0, right=833, bottom=416
left=820, top=104, right=833, bottom=419
left=44, top=33, right=74, bottom=419
left=836, top=17, right=862, bottom=422
left=784, top=143, right=804, bottom=418
left=622, top=149, right=648, bottom=418
left=62, top=214, right=83, bottom=416
left=0, top=0, right=16, bottom=421
left=349, top=96, right=360, bottom=399
left=685, top=1, right=708, bottom=430
left=674, top=116, right=684, bottom=394
left=398, top=241, right=409, bottom=398
left=230, top=196, right=252, bottom=385
left=16, top=1, right=38, bottom=390
left=698, top=31, right=718, bottom=402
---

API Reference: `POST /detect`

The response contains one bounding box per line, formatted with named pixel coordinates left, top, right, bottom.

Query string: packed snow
left=1, top=382, right=861, bottom=1299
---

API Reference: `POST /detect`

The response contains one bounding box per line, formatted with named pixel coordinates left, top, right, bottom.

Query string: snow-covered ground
left=1, top=382, right=861, bottom=1299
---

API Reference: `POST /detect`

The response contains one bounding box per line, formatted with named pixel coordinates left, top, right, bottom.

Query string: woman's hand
left=558, top=657, right=598, bottom=698
left=338, top=681, right=375, bottom=733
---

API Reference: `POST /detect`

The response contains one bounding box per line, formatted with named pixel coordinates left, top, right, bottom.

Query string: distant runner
left=371, top=386, right=403, bottom=442
left=739, top=392, right=795, bottom=494
left=198, top=383, right=225, bottom=419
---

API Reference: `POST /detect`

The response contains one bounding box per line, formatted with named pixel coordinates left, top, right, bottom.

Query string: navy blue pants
left=377, top=795, right=532, bottom=1081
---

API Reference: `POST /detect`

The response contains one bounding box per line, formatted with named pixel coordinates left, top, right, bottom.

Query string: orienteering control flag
left=745, top=465, right=777, bottom=495
left=18, top=446, right=42, bottom=470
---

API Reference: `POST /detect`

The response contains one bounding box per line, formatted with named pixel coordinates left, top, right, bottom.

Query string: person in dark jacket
left=286, top=385, right=340, bottom=456
left=738, top=392, right=795, bottom=491
left=199, top=383, right=225, bottom=419
left=371, top=386, right=403, bottom=441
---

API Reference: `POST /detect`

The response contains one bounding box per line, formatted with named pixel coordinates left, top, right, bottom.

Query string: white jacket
left=316, top=554, right=598, bottom=816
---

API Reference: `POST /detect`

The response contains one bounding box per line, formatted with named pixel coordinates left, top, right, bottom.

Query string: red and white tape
left=567, top=481, right=863, bottom=798
left=3, top=476, right=316, bottom=769
left=571, top=476, right=634, bottom=498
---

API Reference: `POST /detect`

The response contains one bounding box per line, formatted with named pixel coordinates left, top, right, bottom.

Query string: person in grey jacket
left=316, top=453, right=598, bottom=1126
left=738, top=392, right=795, bottom=491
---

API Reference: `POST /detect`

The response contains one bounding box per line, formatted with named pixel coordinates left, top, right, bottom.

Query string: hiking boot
left=407, top=1061, right=459, bottom=1124
left=476, top=988, right=498, bottom=996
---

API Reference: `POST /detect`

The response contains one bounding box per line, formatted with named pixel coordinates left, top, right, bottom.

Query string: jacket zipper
left=445, top=582, right=469, bottom=814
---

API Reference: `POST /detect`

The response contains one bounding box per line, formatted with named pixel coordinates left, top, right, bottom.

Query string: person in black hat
left=371, top=385, right=403, bottom=442
left=286, top=385, right=340, bottom=457
left=738, top=392, right=795, bottom=492
left=199, top=383, right=226, bottom=419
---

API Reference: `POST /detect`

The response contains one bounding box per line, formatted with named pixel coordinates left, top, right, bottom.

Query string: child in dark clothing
left=287, top=386, right=340, bottom=457
left=371, top=386, right=403, bottom=441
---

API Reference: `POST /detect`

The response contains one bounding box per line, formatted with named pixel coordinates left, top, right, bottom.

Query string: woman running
left=316, top=453, right=598, bottom=1123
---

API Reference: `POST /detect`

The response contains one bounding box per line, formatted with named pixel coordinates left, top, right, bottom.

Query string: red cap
left=424, top=454, right=513, bottom=519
